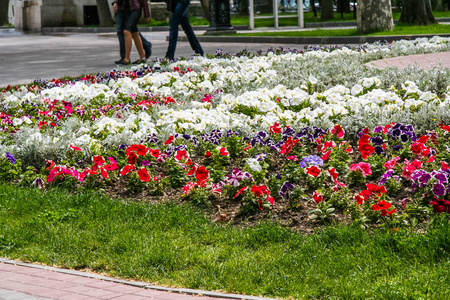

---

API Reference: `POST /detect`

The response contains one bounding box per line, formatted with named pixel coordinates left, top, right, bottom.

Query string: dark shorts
left=123, top=9, right=142, bottom=33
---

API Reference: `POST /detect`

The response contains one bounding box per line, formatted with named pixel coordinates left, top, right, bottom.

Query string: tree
left=357, top=0, right=393, bottom=34
left=399, top=0, right=436, bottom=25
left=321, top=0, right=334, bottom=20
left=240, top=0, right=250, bottom=15
left=200, top=0, right=210, bottom=21
left=0, top=0, right=9, bottom=26
left=96, top=0, right=114, bottom=27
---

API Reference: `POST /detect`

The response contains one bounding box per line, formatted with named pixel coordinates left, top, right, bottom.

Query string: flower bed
left=2, top=37, right=450, bottom=230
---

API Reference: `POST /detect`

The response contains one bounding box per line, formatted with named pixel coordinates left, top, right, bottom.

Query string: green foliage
left=184, top=187, right=211, bottom=208
left=0, top=157, right=22, bottom=182
left=166, top=159, right=187, bottom=188
left=309, top=197, right=336, bottom=223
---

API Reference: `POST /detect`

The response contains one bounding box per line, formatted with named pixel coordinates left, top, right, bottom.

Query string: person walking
left=113, top=1, right=152, bottom=64
left=113, top=0, right=151, bottom=65
left=165, top=0, right=204, bottom=60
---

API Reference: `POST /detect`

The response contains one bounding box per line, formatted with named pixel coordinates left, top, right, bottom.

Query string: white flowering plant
left=2, top=37, right=450, bottom=228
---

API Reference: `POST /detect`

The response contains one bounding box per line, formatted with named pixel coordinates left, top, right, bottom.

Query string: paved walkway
left=366, top=51, right=450, bottom=70
left=0, top=258, right=274, bottom=300
left=0, top=30, right=300, bottom=87
left=2, top=29, right=450, bottom=88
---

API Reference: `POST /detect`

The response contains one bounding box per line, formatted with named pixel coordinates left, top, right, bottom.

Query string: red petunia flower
left=164, top=135, right=175, bottom=145
left=92, top=155, right=105, bottom=166
left=148, top=148, right=161, bottom=158
left=137, top=167, right=150, bottom=182
left=127, top=144, right=148, bottom=156
left=372, top=200, right=392, bottom=211
left=306, top=165, right=321, bottom=177
left=219, top=147, right=229, bottom=156
left=270, top=122, right=282, bottom=134
left=330, top=124, right=345, bottom=139
left=70, top=144, right=82, bottom=151
left=313, top=190, right=323, bottom=204
left=120, top=164, right=136, bottom=176
left=380, top=208, right=396, bottom=217
left=234, top=186, right=248, bottom=198
left=366, top=183, right=387, bottom=195
left=410, top=141, right=426, bottom=155
left=321, top=149, right=332, bottom=161
left=127, top=151, right=137, bottom=165
left=195, top=166, right=209, bottom=182
left=104, top=157, right=119, bottom=171
left=175, top=150, right=189, bottom=162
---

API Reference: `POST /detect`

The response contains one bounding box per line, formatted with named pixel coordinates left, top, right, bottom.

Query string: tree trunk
left=0, top=0, right=9, bottom=26
left=200, top=0, right=210, bottom=21
left=399, top=0, right=436, bottom=25
left=321, top=0, right=334, bottom=20
left=357, top=0, right=394, bottom=34
left=240, top=0, right=249, bottom=15
left=96, top=0, right=114, bottom=27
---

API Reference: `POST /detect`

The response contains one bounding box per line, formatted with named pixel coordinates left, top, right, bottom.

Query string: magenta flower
left=349, top=162, right=372, bottom=177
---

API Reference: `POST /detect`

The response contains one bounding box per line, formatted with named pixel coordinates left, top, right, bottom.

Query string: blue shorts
left=123, top=9, right=142, bottom=33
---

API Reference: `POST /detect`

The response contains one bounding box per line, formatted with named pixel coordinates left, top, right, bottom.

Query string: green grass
left=145, top=10, right=450, bottom=28
left=233, top=23, right=450, bottom=37
left=1, top=183, right=450, bottom=299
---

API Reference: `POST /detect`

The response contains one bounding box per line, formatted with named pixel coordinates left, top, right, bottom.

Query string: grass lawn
left=1, top=183, right=450, bottom=299
left=149, top=10, right=450, bottom=28
left=233, top=23, right=450, bottom=37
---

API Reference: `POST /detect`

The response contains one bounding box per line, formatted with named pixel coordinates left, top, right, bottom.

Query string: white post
left=274, top=0, right=278, bottom=29
left=249, top=0, right=255, bottom=29
left=298, top=0, right=304, bottom=28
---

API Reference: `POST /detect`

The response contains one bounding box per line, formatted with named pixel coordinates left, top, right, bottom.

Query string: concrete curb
left=0, top=258, right=278, bottom=300
left=40, top=26, right=450, bottom=45
left=41, top=25, right=249, bottom=34
left=182, top=33, right=450, bottom=45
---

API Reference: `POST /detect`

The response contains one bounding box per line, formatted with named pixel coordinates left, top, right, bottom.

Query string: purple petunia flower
left=299, top=155, right=323, bottom=168
left=282, top=127, right=295, bottom=137
left=226, top=130, right=239, bottom=138
left=6, top=152, right=16, bottom=164
left=419, top=173, right=432, bottom=185
left=257, top=131, right=268, bottom=139
left=32, top=177, right=44, bottom=189
left=373, top=126, right=383, bottom=133
left=433, top=183, right=446, bottom=197
left=141, top=160, right=151, bottom=166
left=279, top=181, right=294, bottom=199
left=379, top=169, right=394, bottom=185
left=434, top=172, right=448, bottom=184
left=255, top=153, right=266, bottom=161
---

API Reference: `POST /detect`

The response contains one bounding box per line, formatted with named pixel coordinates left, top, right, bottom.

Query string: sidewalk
left=0, top=258, right=275, bottom=300
left=2, top=28, right=450, bottom=88
left=365, top=51, right=450, bottom=70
